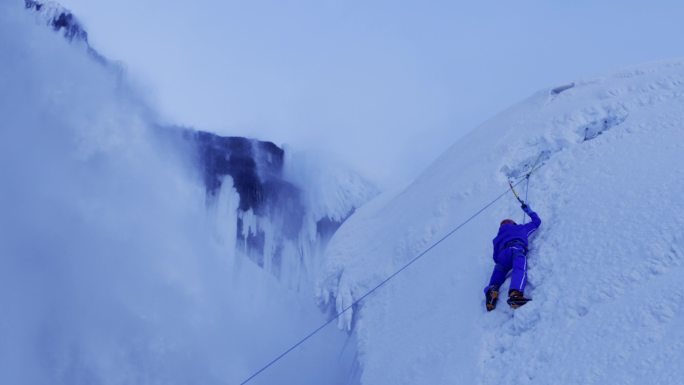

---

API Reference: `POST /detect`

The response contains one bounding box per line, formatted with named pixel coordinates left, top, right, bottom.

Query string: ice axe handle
left=508, top=180, right=525, bottom=204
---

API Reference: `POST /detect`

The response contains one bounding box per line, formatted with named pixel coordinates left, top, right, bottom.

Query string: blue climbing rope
left=239, top=176, right=530, bottom=385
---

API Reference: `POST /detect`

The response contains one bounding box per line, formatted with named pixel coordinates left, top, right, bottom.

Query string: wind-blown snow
left=318, top=61, right=684, bottom=384
left=0, top=4, right=355, bottom=384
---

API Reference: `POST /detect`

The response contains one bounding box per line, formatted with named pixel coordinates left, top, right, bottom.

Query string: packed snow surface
left=318, top=61, right=684, bottom=384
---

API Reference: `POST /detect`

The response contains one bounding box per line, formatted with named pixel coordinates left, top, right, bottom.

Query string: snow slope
left=318, top=61, right=684, bottom=384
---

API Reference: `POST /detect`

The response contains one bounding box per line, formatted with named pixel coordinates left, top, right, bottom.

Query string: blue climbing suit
left=484, top=205, right=541, bottom=294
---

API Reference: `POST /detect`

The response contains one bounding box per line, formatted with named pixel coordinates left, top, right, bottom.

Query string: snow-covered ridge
left=318, top=60, right=684, bottom=384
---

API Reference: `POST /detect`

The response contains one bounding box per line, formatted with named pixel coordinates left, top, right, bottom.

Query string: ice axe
left=507, top=153, right=543, bottom=223
left=508, top=179, right=526, bottom=205
left=508, top=178, right=529, bottom=223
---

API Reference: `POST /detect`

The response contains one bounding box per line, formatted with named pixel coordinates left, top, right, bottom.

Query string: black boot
left=507, top=289, right=531, bottom=309
left=485, top=287, right=499, bottom=312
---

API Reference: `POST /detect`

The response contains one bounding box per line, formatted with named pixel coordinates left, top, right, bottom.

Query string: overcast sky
left=59, top=0, right=684, bottom=187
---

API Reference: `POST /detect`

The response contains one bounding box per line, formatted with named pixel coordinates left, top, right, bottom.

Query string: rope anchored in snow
left=239, top=173, right=536, bottom=385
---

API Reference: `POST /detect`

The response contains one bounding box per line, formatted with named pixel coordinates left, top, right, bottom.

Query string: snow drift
left=318, top=61, right=684, bottom=384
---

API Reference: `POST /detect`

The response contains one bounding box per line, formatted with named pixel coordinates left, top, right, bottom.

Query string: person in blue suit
left=484, top=203, right=541, bottom=311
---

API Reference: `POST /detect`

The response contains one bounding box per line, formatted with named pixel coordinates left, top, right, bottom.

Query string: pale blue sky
left=59, top=0, right=684, bottom=186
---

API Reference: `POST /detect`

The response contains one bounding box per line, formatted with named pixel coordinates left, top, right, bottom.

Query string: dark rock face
left=25, top=0, right=108, bottom=64
left=184, top=129, right=308, bottom=264
left=316, top=214, right=348, bottom=241
left=193, top=132, right=285, bottom=212
left=25, top=0, right=88, bottom=42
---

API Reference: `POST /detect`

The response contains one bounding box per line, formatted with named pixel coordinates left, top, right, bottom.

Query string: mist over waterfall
left=0, top=3, right=363, bottom=384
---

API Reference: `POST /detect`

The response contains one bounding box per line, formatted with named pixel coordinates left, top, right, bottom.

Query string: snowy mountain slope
left=317, top=61, right=684, bottom=384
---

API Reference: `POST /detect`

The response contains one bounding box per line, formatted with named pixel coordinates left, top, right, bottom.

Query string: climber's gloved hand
left=521, top=203, right=529, bottom=211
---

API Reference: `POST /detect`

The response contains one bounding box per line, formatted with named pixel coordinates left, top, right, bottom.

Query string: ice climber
left=484, top=203, right=541, bottom=311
